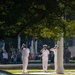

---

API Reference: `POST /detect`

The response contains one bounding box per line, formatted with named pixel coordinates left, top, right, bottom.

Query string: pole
left=35, top=40, right=37, bottom=54
left=18, top=34, right=21, bottom=49
left=2, top=40, right=5, bottom=50
left=31, top=40, right=34, bottom=55
left=56, top=33, right=64, bottom=74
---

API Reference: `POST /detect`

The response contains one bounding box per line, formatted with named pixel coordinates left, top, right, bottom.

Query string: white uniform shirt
left=52, top=48, right=57, bottom=62
left=22, top=48, right=30, bottom=59
left=3, top=53, right=8, bottom=59
left=53, top=49, right=57, bottom=56
left=42, top=49, right=49, bottom=59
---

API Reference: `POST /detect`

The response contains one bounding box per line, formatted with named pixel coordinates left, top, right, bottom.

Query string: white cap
left=55, top=44, right=58, bottom=47
left=43, top=44, right=47, bottom=47
left=22, top=43, right=26, bottom=46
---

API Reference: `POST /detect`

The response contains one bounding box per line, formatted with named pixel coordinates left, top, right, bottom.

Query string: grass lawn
left=5, top=69, right=75, bottom=75
left=70, top=60, right=75, bottom=63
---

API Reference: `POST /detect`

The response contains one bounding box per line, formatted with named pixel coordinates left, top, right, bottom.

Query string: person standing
left=17, top=49, right=22, bottom=64
left=50, top=45, right=59, bottom=71
left=2, top=50, right=8, bottom=64
left=64, top=49, right=71, bottom=63
left=21, top=43, right=30, bottom=74
left=11, top=51, right=17, bottom=64
left=40, top=44, right=49, bottom=72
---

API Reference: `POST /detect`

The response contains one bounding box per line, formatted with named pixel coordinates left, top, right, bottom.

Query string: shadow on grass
left=0, top=70, right=12, bottom=75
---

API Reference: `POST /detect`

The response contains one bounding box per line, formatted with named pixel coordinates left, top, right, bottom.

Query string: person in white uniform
left=21, top=43, right=30, bottom=74
left=40, top=44, right=49, bottom=72
left=50, top=45, right=59, bottom=71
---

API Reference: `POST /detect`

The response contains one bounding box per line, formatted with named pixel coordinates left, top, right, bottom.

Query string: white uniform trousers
left=54, top=51, right=57, bottom=72
left=54, top=57, right=57, bottom=71
left=42, top=57, right=48, bottom=71
left=22, top=57, right=28, bottom=73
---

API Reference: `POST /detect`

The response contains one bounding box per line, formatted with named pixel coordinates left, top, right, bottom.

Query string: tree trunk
left=56, top=33, right=64, bottom=74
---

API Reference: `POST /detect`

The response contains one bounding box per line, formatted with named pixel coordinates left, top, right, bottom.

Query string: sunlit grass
left=5, top=69, right=75, bottom=74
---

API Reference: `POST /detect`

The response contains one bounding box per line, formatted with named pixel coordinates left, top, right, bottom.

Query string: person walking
left=21, top=43, right=30, bottom=74
left=50, top=45, right=59, bottom=71
left=40, top=44, right=49, bottom=72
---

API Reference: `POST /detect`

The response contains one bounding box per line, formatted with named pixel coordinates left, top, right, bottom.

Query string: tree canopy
left=0, top=0, right=75, bottom=39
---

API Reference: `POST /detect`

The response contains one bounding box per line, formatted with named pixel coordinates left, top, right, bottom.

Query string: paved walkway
left=15, top=72, right=75, bottom=74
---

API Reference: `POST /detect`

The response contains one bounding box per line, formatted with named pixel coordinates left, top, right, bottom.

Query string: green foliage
left=66, top=21, right=75, bottom=37
left=0, top=0, right=75, bottom=39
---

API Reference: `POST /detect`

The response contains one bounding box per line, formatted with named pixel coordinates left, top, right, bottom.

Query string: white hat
left=55, top=45, right=58, bottom=47
left=22, top=43, right=26, bottom=46
left=43, top=44, right=47, bottom=47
